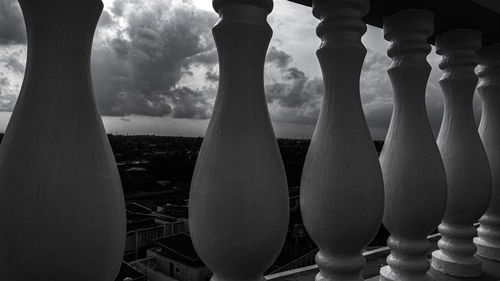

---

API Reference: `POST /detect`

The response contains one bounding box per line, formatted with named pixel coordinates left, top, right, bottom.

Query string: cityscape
left=4, top=133, right=381, bottom=281
left=111, top=135, right=387, bottom=281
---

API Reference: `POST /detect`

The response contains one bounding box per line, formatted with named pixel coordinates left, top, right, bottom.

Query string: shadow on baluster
left=0, top=1, right=126, bottom=280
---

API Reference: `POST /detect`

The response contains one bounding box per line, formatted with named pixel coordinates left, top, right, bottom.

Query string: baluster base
left=316, top=272, right=363, bottom=281
left=314, top=251, right=365, bottom=281
left=474, top=237, right=500, bottom=261
left=431, top=223, right=483, bottom=277
left=431, top=250, right=482, bottom=277
left=380, top=236, right=432, bottom=281
left=379, top=267, right=432, bottom=281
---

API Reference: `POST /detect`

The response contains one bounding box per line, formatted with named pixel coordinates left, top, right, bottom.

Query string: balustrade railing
left=0, top=0, right=499, bottom=280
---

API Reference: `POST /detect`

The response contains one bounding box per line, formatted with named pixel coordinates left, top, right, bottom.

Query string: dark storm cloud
left=92, top=0, right=218, bottom=119
left=205, top=68, right=219, bottom=82
left=187, top=49, right=218, bottom=66
left=0, top=0, right=25, bottom=45
left=110, top=38, right=130, bottom=58
left=266, top=46, right=293, bottom=69
left=267, top=67, right=311, bottom=108
left=269, top=77, right=323, bottom=125
left=264, top=47, right=323, bottom=124
left=170, top=87, right=211, bottom=119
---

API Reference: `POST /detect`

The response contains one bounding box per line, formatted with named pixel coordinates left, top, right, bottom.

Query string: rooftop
left=152, top=233, right=205, bottom=268
left=125, top=202, right=153, bottom=214
left=114, top=261, right=146, bottom=281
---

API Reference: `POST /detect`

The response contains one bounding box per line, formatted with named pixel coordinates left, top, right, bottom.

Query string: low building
left=125, top=202, right=168, bottom=260
left=145, top=233, right=212, bottom=281
left=114, top=261, right=147, bottom=281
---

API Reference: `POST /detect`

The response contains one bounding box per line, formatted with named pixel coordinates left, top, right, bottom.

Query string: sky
left=0, top=0, right=482, bottom=140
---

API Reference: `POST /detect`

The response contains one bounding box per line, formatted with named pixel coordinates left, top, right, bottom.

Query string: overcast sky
left=0, top=0, right=482, bottom=139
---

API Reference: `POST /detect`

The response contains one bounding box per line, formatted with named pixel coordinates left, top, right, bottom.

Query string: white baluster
left=380, top=9, right=447, bottom=281
left=0, top=1, right=125, bottom=280
left=430, top=29, right=491, bottom=277
left=188, top=1, right=289, bottom=281
left=474, top=43, right=500, bottom=261
left=300, top=0, right=384, bottom=280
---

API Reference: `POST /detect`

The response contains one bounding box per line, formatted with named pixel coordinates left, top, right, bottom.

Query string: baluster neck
left=20, top=0, right=102, bottom=71
left=384, top=10, right=433, bottom=69
left=313, top=0, right=368, bottom=116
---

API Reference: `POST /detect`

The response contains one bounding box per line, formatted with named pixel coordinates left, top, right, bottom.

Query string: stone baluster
left=299, top=0, right=384, bottom=280
left=188, top=1, right=289, bottom=281
left=474, top=43, right=500, bottom=261
left=379, top=10, right=447, bottom=281
left=0, top=1, right=125, bottom=280
left=430, top=29, right=491, bottom=277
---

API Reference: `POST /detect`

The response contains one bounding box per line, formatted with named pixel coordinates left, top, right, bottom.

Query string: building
left=131, top=233, right=212, bottom=281
left=125, top=202, right=190, bottom=261
left=115, top=261, right=147, bottom=281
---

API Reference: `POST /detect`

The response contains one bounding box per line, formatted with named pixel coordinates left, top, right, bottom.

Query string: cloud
left=0, top=0, right=482, bottom=140
left=91, top=0, right=218, bottom=119
left=0, top=73, right=17, bottom=111
left=266, top=46, right=293, bottom=69
left=267, top=67, right=312, bottom=108
left=187, top=49, right=218, bottom=66
left=268, top=77, right=323, bottom=125
left=359, top=50, right=393, bottom=134
left=4, top=54, right=24, bottom=74
left=0, top=0, right=26, bottom=45
left=0, top=46, right=25, bottom=112
left=170, top=87, right=211, bottom=119
left=0, top=77, right=8, bottom=86
left=98, top=10, right=115, bottom=28
left=264, top=47, right=323, bottom=124
left=205, top=67, right=219, bottom=82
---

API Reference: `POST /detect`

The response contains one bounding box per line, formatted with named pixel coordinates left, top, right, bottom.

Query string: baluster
left=474, top=43, right=500, bottom=261
left=430, top=29, right=491, bottom=277
left=379, top=9, right=447, bottom=281
left=188, top=1, right=289, bottom=281
left=0, top=1, right=125, bottom=280
left=300, top=0, right=384, bottom=281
